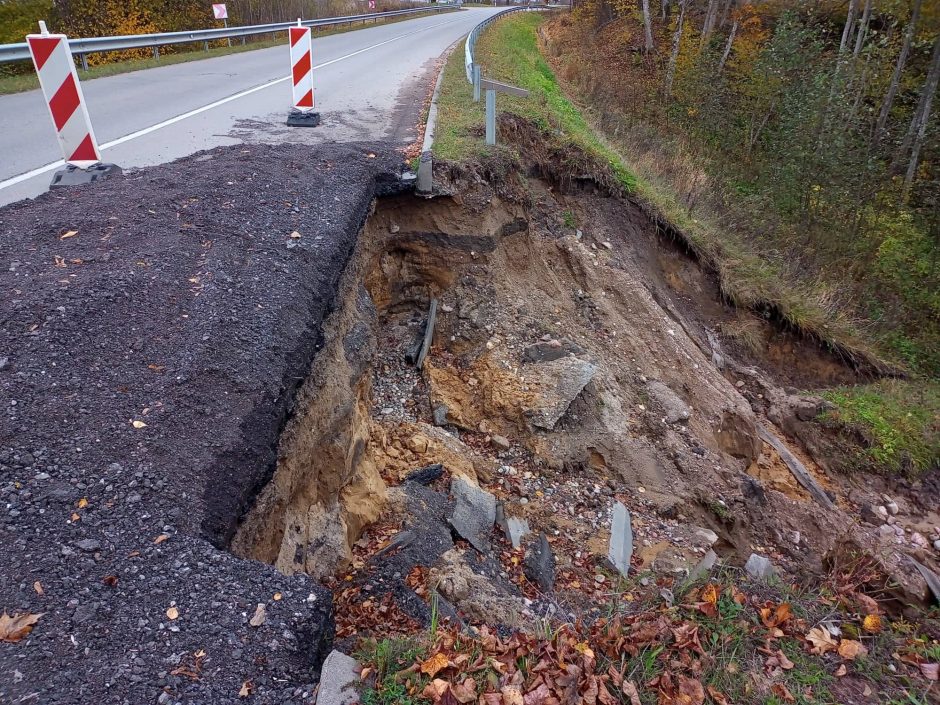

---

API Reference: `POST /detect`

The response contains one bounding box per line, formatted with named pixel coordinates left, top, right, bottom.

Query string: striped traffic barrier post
left=286, top=19, right=320, bottom=127
left=26, top=21, right=120, bottom=188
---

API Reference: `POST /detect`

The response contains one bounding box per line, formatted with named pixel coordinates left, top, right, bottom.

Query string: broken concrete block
left=316, top=650, right=360, bottom=705
left=432, top=404, right=449, bottom=427
left=694, top=528, right=719, bottom=546
left=524, top=532, right=555, bottom=592
left=448, top=476, right=496, bottom=554
left=607, top=501, right=633, bottom=577
left=490, top=434, right=511, bottom=451
left=528, top=357, right=598, bottom=430
left=505, top=516, right=530, bottom=550
left=744, top=553, right=774, bottom=580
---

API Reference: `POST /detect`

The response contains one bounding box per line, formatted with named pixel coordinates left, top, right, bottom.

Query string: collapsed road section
left=0, top=143, right=403, bottom=704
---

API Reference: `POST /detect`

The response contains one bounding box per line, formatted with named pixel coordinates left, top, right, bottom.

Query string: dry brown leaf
left=422, top=678, right=450, bottom=701
left=677, top=675, right=705, bottom=705
left=33, top=581, right=43, bottom=596
left=837, top=639, right=867, bottom=660
left=166, top=606, right=179, bottom=620
left=289, top=231, right=302, bottom=239
left=273, top=592, right=282, bottom=601
left=500, top=685, right=523, bottom=705
left=451, top=678, right=477, bottom=704
left=834, top=664, right=847, bottom=677
left=249, top=603, right=266, bottom=627
left=777, top=650, right=795, bottom=670
left=102, top=575, right=119, bottom=587
left=77, top=498, right=88, bottom=509
left=705, top=685, right=729, bottom=705
left=60, top=230, right=78, bottom=239
left=420, top=652, right=450, bottom=678
left=771, top=683, right=795, bottom=702
left=854, top=592, right=880, bottom=615
left=806, top=626, right=838, bottom=655
left=132, top=420, right=147, bottom=429
left=239, top=680, right=252, bottom=697
left=761, top=602, right=792, bottom=628
left=622, top=681, right=642, bottom=705
left=920, top=662, right=938, bottom=681
left=0, top=612, right=42, bottom=643
left=154, top=534, right=169, bottom=544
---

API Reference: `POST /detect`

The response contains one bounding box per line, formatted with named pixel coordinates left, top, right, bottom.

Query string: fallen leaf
left=622, top=681, right=642, bottom=705
left=837, top=639, right=867, bottom=660
left=166, top=606, right=179, bottom=620
left=194, top=649, right=206, bottom=658
left=422, top=678, right=450, bottom=701
left=677, top=675, right=705, bottom=705
left=70, top=512, right=80, bottom=521
left=761, top=602, right=792, bottom=628
left=834, top=664, right=847, bottom=677
left=249, top=603, right=266, bottom=627
left=273, top=592, right=282, bottom=601
left=920, top=662, right=938, bottom=681
left=452, top=678, right=477, bottom=704
left=420, top=651, right=449, bottom=678
left=131, top=420, right=147, bottom=429
left=777, top=650, right=795, bottom=670
left=33, top=582, right=43, bottom=596
left=806, top=626, right=838, bottom=655
left=500, top=685, right=524, bottom=705
left=0, top=612, right=42, bottom=643
left=289, top=231, right=302, bottom=239
left=77, top=498, right=88, bottom=509
left=770, top=683, right=795, bottom=702
left=862, top=614, right=882, bottom=633
left=60, top=230, right=78, bottom=239
left=102, top=575, right=119, bottom=587
left=154, top=534, right=169, bottom=544
left=239, top=680, right=252, bottom=697
left=854, top=592, right=880, bottom=615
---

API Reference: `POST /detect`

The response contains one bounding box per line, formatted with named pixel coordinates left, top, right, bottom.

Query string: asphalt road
left=0, top=7, right=500, bottom=206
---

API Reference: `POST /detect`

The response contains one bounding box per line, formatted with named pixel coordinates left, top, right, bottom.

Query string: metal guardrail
left=0, top=6, right=456, bottom=65
left=464, top=5, right=544, bottom=83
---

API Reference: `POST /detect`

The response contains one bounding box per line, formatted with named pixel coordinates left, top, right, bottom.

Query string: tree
left=874, top=0, right=923, bottom=145
left=901, top=33, right=940, bottom=197
left=665, top=0, right=686, bottom=96
left=641, top=0, right=654, bottom=52
left=718, top=7, right=738, bottom=73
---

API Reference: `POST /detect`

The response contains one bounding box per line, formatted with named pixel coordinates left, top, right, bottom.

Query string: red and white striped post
left=286, top=19, right=320, bottom=127
left=26, top=21, right=119, bottom=188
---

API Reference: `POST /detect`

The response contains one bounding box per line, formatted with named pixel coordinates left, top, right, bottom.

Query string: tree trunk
left=665, top=0, right=686, bottom=97
left=641, top=0, right=654, bottom=52
left=718, top=16, right=738, bottom=73
left=902, top=33, right=940, bottom=197
left=701, top=0, right=719, bottom=47
left=852, top=0, right=872, bottom=58
left=661, top=0, right=670, bottom=23
left=838, top=0, right=858, bottom=55
left=874, top=0, right=922, bottom=144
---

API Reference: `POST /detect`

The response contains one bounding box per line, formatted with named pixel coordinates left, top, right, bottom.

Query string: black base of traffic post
left=50, top=163, right=122, bottom=189
left=286, top=110, right=321, bottom=127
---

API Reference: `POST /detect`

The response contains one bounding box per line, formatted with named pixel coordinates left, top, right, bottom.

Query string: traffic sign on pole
left=286, top=19, right=319, bottom=127
left=26, top=21, right=120, bottom=188
left=212, top=4, right=228, bottom=19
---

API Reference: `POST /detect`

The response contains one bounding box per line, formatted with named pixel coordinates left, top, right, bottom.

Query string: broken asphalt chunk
left=523, top=532, right=555, bottom=592
left=448, top=476, right=496, bottom=554
left=405, top=463, right=444, bottom=486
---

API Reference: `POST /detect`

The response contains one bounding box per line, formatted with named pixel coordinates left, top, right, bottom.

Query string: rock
left=911, top=532, right=928, bottom=549
left=715, top=410, right=762, bottom=463
left=744, top=553, right=774, bottom=580
left=375, top=530, right=416, bottom=557
left=389, top=223, right=400, bottom=234
left=741, top=477, right=767, bottom=505
left=448, top=476, right=496, bottom=553
left=404, top=464, right=444, bottom=486
left=490, top=435, right=511, bottom=452
left=688, top=550, right=718, bottom=581
left=430, top=549, right=527, bottom=626
left=75, top=539, right=101, bottom=553
left=601, top=241, right=612, bottom=250
left=527, top=357, right=598, bottom=430
left=505, top=517, right=530, bottom=550
left=522, top=339, right=585, bottom=364
left=860, top=504, right=885, bottom=526
left=607, top=502, right=633, bottom=577
left=432, top=404, right=449, bottom=427
left=885, top=500, right=899, bottom=516
left=406, top=435, right=429, bottom=454
left=523, top=533, right=555, bottom=593
left=877, top=524, right=897, bottom=543
left=647, top=380, right=690, bottom=424
left=316, top=650, right=360, bottom=705
left=933, top=540, right=940, bottom=552
left=694, top=528, right=719, bottom=546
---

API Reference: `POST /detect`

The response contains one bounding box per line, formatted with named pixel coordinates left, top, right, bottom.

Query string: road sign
left=212, top=4, right=228, bottom=19
left=286, top=20, right=319, bottom=127
left=26, top=21, right=101, bottom=167
left=369, top=0, right=376, bottom=8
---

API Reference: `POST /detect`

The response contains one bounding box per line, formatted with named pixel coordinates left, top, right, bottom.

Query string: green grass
left=0, top=11, right=448, bottom=96
left=821, top=380, right=939, bottom=477
left=433, top=12, right=636, bottom=191
left=357, top=636, right=429, bottom=705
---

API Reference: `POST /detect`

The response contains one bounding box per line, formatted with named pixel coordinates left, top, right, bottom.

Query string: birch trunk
left=665, top=0, right=686, bottom=97
left=641, top=0, right=655, bottom=52
left=718, top=17, right=738, bottom=73
left=902, top=33, right=940, bottom=196
left=874, top=0, right=922, bottom=143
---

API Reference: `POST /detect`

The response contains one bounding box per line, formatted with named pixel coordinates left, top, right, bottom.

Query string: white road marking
left=0, top=14, right=464, bottom=192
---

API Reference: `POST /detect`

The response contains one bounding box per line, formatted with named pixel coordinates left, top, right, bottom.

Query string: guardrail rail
left=0, top=6, right=456, bottom=66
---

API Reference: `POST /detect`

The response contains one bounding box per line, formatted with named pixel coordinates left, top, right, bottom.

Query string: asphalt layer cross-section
left=0, top=142, right=403, bottom=703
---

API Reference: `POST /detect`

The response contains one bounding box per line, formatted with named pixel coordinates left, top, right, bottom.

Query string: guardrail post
left=153, top=46, right=159, bottom=59
left=485, top=89, right=496, bottom=145
left=473, top=64, right=481, bottom=102
left=79, top=52, right=88, bottom=71
left=203, top=40, right=209, bottom=51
